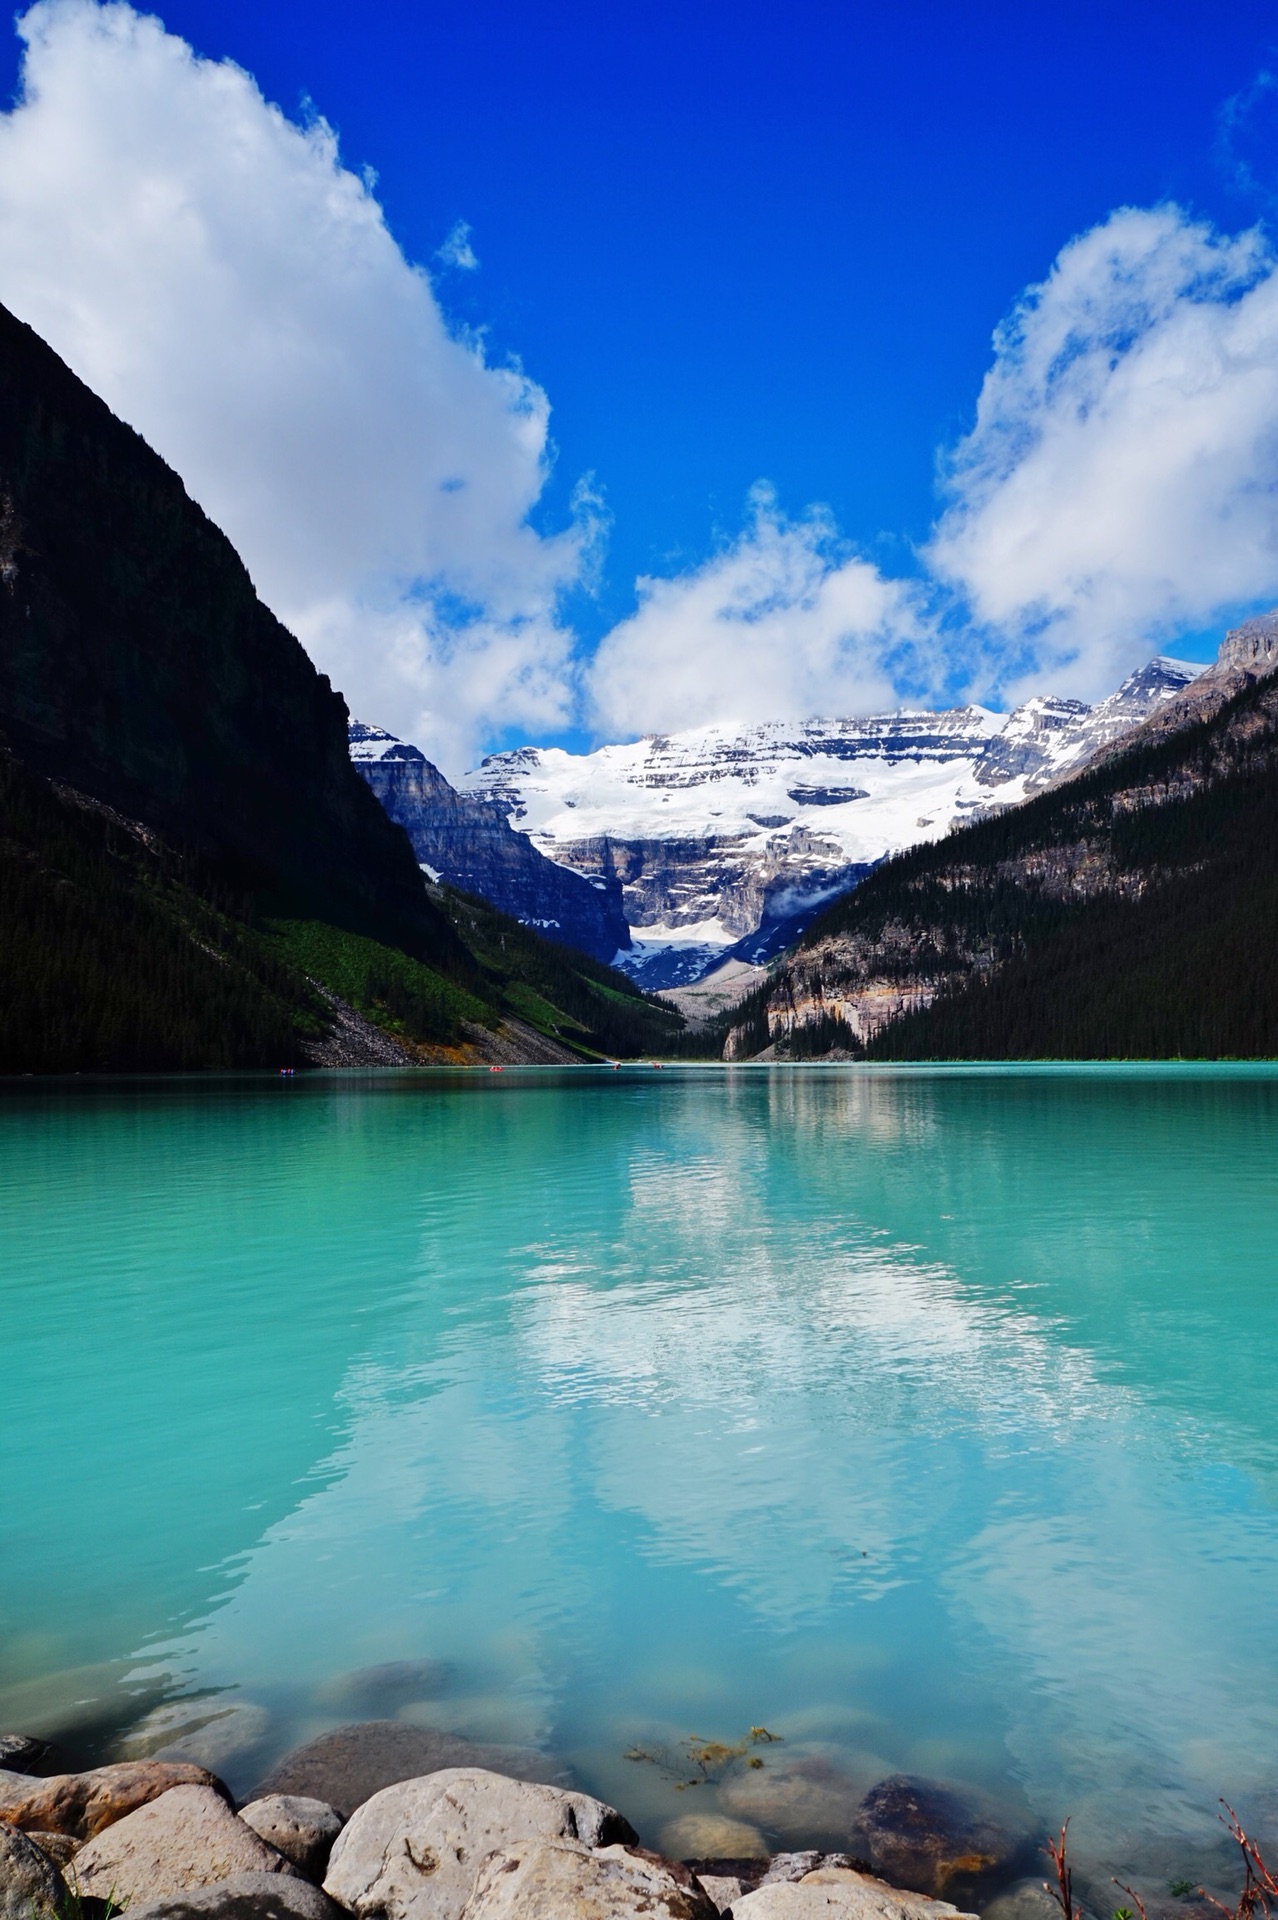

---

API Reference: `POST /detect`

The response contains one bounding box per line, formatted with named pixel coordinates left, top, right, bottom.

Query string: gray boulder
left=255, top=1725, right=565, bottom=1823
left=238, top=1799, right=343, bottom=1882
left=732, top=1870, right=979, bottom=1920
left=323, top=1768, right=636, bottom=1920
left=126, top=1871, right=345, bottom=1920
left=456, top=1839, right=716, bottom=1920
left=0, top=1820, right=67, bottom=1920
left=73, top=1783, right=300, bottom=1905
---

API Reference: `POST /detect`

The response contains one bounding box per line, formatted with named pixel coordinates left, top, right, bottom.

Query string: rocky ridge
left=349, top=725, right=630, bottom=966
left=459, top=659, right=1199, bottom=986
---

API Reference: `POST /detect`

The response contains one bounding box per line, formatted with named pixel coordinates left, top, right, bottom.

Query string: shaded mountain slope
left=721, top=623, right=1278, bottom=1061
left=0, top=298, right=460, bottom=964
left=0, top=299, right=683, bottom=1070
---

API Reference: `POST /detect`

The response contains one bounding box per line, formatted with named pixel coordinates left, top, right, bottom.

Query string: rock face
left=238, top=1799, right=343, bottom=1882
left=72, top=1783, right=298, bottom=1905
left=456, top=1839, right=716, bottom=1920
left=255, top=1724, right=566, bottom=1824
left=855, top=1778, right=1018, bottom=1898
left=350, top=725, right=630, bottom=965
left=323, top=1767, right=636, bottom=1920
left=0, top=1760, right=228, bottom=1841
left=731, top=1866, right=979, bottom=1920
left=460, top=659, right=1200, bottom=987
left=126, top=1871, right=345, bottom=1920
left=0, top=1820, right=67, bottom=1920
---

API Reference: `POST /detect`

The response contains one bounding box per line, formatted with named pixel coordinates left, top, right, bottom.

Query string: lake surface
left=4, top=1065, right=1278, bottom=1896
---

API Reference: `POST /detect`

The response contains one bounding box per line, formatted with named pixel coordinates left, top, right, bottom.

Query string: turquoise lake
left=4, top=1064, right=1278, bottom=1894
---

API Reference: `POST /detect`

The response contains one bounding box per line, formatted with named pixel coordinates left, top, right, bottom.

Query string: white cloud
left=436, top=219, right=480, bottom=272
left=587, top=487, right=925, bottom=734
left=929, top=204, right=1278, bottom=701
left=0, top=0, right=587, bottom=771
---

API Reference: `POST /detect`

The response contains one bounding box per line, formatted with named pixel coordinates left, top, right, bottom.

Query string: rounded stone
left=659, top=1812, right=770, bottom=1860
left=0, top=1761, right=230, bottom=1842
left=458, top=1838, right=718, bottom=1920
left=72, top=1783, right=300, bottom=1905
left=238, top=1798, right=343, bottom=1883
left=323, top=1767, right=636, bottom=1920
left=720, top=1756, right=865, bottom=1848
left=855, top=1777, right=1019, bottom=1898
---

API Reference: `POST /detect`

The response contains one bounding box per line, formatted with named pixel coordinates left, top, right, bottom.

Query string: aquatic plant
left=624, top=1725, right=782, bottom=1790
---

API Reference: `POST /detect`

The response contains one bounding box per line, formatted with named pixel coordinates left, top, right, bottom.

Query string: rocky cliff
left=349, top=722, right=630, bottom=965
left=461, top=658, right=1200, bottom=985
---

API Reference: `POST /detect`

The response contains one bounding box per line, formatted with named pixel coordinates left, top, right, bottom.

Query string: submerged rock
left=324, top=1767, right=636, bottom=1920
left=720, top=1756, right=866, bottom=1847
left=457, top=1838, right=717, bottom=1920
left=0, top=1760, right=229, bottom=1841
left=72, top=1783, right=299, bottom=1905
left=238, top=1798, right=343, bottom=1882
left=659, top=1812, right=769, bottom=1860
left=255, top=1724, right=565, bottom=1823
left=119, top=1701, right=272, bottom=1771
left=733, top=1865, right=979, bottom=1920
left=0, top=1820, right=67, bottom=1920
left=855, top=1777, right=1019, bottom=1898
left=126, top=1870, right=345, bottom=1920
left=0, top=1737, right=59, bottom=1777
left=316, top=1663, right=452, bottom=1720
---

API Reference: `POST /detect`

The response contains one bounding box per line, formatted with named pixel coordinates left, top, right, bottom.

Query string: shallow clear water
left=4, top=1065, right=1278, bottom=1890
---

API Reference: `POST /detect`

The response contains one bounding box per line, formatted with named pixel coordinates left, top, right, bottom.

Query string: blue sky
left=3, top=1, right=1278, bottom=765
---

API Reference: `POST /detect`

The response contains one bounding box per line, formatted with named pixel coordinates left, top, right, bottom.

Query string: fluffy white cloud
left=929, top=204, right=1278, bottom=701
left=587, top=487, right=924, bottom=733
left=0, top=0, right=587, bottom=770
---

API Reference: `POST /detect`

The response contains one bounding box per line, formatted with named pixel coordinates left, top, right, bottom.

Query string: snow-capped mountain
left=460, top=656, right=1201, bottom=985
left=349, top=722, right=630, bottom=964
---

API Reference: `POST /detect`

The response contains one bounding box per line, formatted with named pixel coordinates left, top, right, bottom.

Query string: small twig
left=1044, top=1821, right=1076, bottom=1920
left=1114, top=1879, right=1149, bottom=1920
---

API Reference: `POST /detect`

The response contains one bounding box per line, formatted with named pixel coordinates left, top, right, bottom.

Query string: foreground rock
left=256, top=1725, right=565, bottom=1822
left=0, top=1760, right=229, bottom=1841
left=457, top=1839, right=716, bottom=1920
left=0, top=1820, right=67, bottom=1920
left=239, top=1798, right=343, bottom=1881
left=127, top=1871, right=345, bottom=1920
left=73, top=1784, right=300, bottom=1904
left=856, top=1777, right=1018, bottom=1898
left=733, top=1866, right=979, bottom=1920
left=325, top=1768, right=636, bottom=1920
